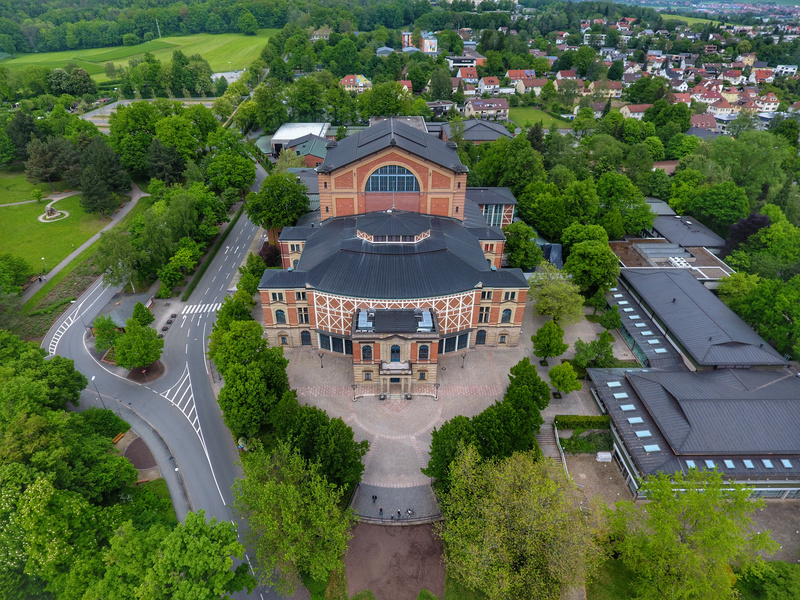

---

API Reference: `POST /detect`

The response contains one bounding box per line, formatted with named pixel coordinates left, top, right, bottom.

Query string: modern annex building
left=258, top=118, right=527, bottom=392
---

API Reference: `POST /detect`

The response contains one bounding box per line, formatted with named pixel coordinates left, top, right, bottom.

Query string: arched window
left=362, top=345, right=372, bottom=362
left=301, top=331, right=311, bottom=345
left=365, top=165, right=420, bottom=192
left=275, top=310, right=286, bottom=324
left=501, top=309, right=512, bottom=323
left=418, top=345, right=429, bottom=361
left=390, top=345, right=401, bottom=362
left=476, top=330, right=487, bottom=345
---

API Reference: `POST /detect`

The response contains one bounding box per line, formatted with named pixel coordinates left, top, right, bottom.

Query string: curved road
left=42, top=165, right=289, bottom=600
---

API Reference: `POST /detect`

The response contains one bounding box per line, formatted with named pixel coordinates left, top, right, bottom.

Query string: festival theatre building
left=257, top=118, right=528, bottom=392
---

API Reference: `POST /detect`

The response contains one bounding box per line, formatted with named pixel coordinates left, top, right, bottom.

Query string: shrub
left=553, top=415, right=610, bottom=430
left=560, top=429, right=613, bottom=454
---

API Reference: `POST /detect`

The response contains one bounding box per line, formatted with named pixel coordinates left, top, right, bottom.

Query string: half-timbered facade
left=258, top=118, right=528, bottom=393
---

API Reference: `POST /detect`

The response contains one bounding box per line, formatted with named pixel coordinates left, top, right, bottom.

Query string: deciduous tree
left=114, top=318, right=164, bottom=370
left=548, top=363, right=582, bottom=394
left=531, top=319, right=568, bottom=363
left=502, top=221, right=542, bottom=270
left=439, top=446, right=602, bottom=600
left=607, top=469, right=777, bottom=600
left=528, top=261, right=585, bottom=324
left=245, top=172, right=309, bottom=242
left=564, top=240, right=621, bottom=293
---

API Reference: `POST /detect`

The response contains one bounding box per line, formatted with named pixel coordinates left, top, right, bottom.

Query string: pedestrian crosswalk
left=181, top=303, right=221, bottom=314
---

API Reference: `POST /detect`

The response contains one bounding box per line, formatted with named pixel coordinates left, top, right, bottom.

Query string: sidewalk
left=22, top=183, right=149, bottom=303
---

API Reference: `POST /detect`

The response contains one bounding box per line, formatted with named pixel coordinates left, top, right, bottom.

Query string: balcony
left=380, top=361, right=412, bottom=375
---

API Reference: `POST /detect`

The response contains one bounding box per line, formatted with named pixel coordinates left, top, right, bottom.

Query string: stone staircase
left=536, top=423, right=564, bottom=468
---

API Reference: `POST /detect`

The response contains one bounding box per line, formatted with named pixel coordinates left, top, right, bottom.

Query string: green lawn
left=509, top=107, right=566, bottom=131
left=0, top=164, right=71, bottom=205
left=659, top=13, right=728, bottom=25
left=1, top=194, right=109, bottom=271
left=586, top=558, right=637, bottom=600
left=0, top=30, right=279, bottom=83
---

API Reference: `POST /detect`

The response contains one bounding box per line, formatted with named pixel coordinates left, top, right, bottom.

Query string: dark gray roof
left=589, top=368, right=800, bottom=479
left=645, top=197, right=676, bottom=216
left=465, top=187, right=517, bottom=206
left=317, top=118, right=466, bottom=174
left=287, top=168, right=319, bottom=195
left=357, top=211, right=430, bottom=237
left=366, top=309, right=431, bottom=333
left=98, top=293, right=154, bottom=328
left=260, top=211, right=527, bottom=299
left=620, top=269, right=785, bottom=367
left=652, top=215, right=725, bottom=248
left=686, top=126, right=721, bottom=141
left=441, top=119, right=513, bottom=142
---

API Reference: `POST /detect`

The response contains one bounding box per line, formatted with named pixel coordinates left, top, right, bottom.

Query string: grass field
left=509, top=106, right=566, bottom=130
left=0, top=30, right=279, bottom=83
left=586, top=558, right=637, bottom=600
left=0, top=164, right=71, bottom=205
left=1, top=194, right=108, bottom=271
left=659, top=13, right=728, bottom=25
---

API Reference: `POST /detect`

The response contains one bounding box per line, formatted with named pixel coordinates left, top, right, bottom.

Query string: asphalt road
left=42, top=164, right=288, bottom=600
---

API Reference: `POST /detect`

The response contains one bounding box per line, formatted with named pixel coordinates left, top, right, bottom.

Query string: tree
left=502, top=222, right=542, bottom=270
left=131, top=302, right=155, bottom=327
left=564, top=240, right=620, bottom=294
left=245, top=173, right=309, bottom=242
left=80, top=164, right=117, bottom=219
left=234, top=441, right=352, bottom=596
left=528, top=261, right=585, bottom=325
left=548, top=363, right=582, bottom=394
left=473, top=135, right=545, bottom=197
left=146, top=138, right=185, bottom=185
left=595, top=172, right=654, bottom=237
left=572, top=106, right=596, bottom=137
left=205, top=152, right=256, bottom=192
left=608, top=60, right=624, bottom=81
left=429, top=67, right=452, bottom=101
left=114, top=318, right=164, bottom=370
left=92, top=315, right=120, bottom=353
left=25, top=136, right=79, bottom=191
left=136, top=511, right=255, bottom=599
left=688, top=182, right=750, bottom=236
left=561, top=223, right=609, bottom=254
left=599, top=305, right=622, bottom=331
left=608, top=469, right=777, bottom=600
left=531, top=320, right=568, bottom=364
left=272, top=149, right=304, bottom=174
left=439, top=446, right=602, bottom=600
left=771, top=117, right=800, bottom=148
left=80, top=136, right=130, bottom=218
left=238, top=11, right=259, bottom=35
left=94, top=230, right=140, bottom=289
left=7, top=112, right=41, bottom=160
left=572, top=331, right=615, bottom=370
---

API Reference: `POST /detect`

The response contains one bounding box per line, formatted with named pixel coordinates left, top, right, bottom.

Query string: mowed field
left=0, top=194, right=108, bottom=270
left=658, top=13, right=728, bottom=25
left=0, top=164, right=71, bottom=205
left=509, top=106, right=566, bottom=130
left=0, top=30, right=278, bottom=82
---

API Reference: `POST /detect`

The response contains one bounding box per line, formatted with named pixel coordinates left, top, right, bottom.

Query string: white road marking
left=205, top=287, right=209, bottom=294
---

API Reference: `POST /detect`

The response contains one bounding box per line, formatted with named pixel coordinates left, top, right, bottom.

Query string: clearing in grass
left=0, top=163, right=71, bottom=205
left=508, top=107, right=566, bottom=131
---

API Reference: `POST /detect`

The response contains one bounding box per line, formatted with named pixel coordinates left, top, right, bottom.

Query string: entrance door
left=389, top=376, right=402, bottom=395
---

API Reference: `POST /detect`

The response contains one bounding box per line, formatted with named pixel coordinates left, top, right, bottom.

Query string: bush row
left=553, top=415, right=610, bottom=430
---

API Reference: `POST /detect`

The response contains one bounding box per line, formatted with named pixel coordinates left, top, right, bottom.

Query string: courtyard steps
left=536, top=424, right=564, bottom=468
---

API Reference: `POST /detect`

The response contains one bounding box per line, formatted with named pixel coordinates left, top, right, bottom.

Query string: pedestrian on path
left=379, top=506, right=383, bottom=516
left=397, top=509, right=401, bottom=518
left=372, top=494, right=377, bottom=503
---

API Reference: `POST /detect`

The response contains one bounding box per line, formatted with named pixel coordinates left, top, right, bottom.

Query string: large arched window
left=390, top=345, right=401, bottom=362
left=365, top=165, right=420, bottom=192
left=301, top=331, right=311, bottom=345
left=275, top=310, right=286, bottom=324
left=418, top=345, right=429, bottom=361
left=362, top=345, right=372, bottom=362
left=476, top=330, right=487, bottom=345
left=501, top=309, right=512, bottom=323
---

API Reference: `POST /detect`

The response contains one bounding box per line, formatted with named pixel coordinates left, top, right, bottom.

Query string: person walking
left=372, top=494, right=377, bottom=503
left=379, top=506, right=383, bottom=516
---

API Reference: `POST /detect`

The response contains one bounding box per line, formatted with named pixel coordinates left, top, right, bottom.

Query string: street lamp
left=41, top=257, right=48, bottom=271
left=352, top=383, right=357, bottom=402
left=461, top=352, right=467, bottom=368
left=434, top=382, right=440, bottom=401
left=91, top=376, right=107, bottom=410
left=318, top=352, right=324, bottom=368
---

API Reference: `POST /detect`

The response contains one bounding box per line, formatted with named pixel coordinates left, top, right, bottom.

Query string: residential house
left=620, top=104, right=652, bottom=120
left=749, top=69, right=775, bottom=84
left=719, top=69, right=744, bottom=85
left=587, top=80, right=623, bottom=98
left=447, top=55, right=477, bottom=70
left=573, top=102, right=606, bottom=119
left=514, top=78, right=549, bottom=95
left=464, top=98, right=509, bottom=121
left=673, top=93, right=691, bottom=106
left=756, top=93, right=780, bottom=112
left=690, top=113, right=717, bottom=131
left=556, top=69, right=577, bottom=80
left=478, top=77, right=500, bottom=95
left=340, top=74, right=372, bottom=93
left=708, top=99, right=736, bottom=117
left=505, top=69, right=537, bottom=81
left=398, top=80, right=413, bottom=94
left=285, top=134, right=329, bottom=168
left=426, top=101, right=454, bottom=119
left=440, top=119, right=513, bottom=144
left=775, top=64, right=798, bottom=76
left=457, top=67, right=479, bottom=84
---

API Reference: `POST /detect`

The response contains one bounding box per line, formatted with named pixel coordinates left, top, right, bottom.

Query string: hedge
left=553, top=415, right=610, bottom=430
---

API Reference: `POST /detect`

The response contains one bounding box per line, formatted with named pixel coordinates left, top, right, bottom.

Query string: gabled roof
left=317, top=118, right=465, bottom=174
left=620, top=269, right=786, bottom=367
left=441, top=119, right=512, bottom=142
left=652, top=215, right=724, bottom=248
left=286, top=134, right=329, bottom=159
left=465, top=187, right=517, bottom=206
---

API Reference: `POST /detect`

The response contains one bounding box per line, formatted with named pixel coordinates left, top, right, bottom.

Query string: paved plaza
left=284, top=300, right=622, bottom=519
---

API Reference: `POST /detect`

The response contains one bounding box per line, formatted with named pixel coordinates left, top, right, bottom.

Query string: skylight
left=618, top=301, right=629, bottom=305
left=643, top=445, right=661, bottom=452
left=782, top=459, right=793, bottom=469
left=724, top=460, right=735, bottom=469
left=634, top=323, right=646, bottom=328
left=635, top=430, right=652, bottom=438
left=620, top=404, right=635, bottom=411
left=607, top=381, right=622, bottom=388
left=613, top=392, right=629, bottom=399
left=763, top=459, right=774, bottom=469
left=743, top=460, right=754, bottom=469
left=613, top=293, right=623, bottom=298
left=705, top=460, right=715, bottom=469
left=686, top=460, right=696, bottom=468
left=610, top=288, right=618, bottom=292
left=629, top=315, right=640, bottom=320
left=654, top=348, right=668, bottom=354
left=628, top=417, right=643, bottom=424
left=647, top=339, right=661, bottom=345
left=642, top=330, right=653, bottom=336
